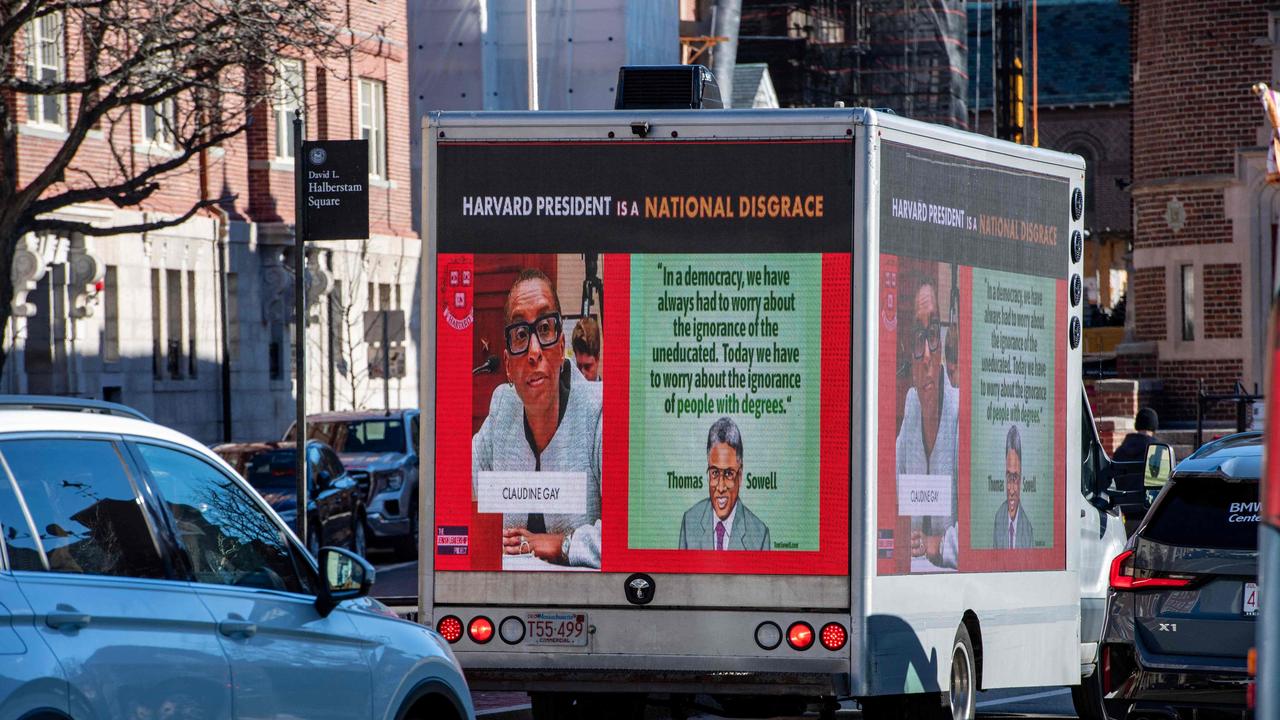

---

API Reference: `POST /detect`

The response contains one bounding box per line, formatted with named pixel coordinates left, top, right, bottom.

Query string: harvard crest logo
left=880, top=268, right=898, bottom=332
left=441, top=261, right=474, bottom=331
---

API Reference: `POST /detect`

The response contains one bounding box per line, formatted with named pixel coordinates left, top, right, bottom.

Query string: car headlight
left=375, top=470, right=404, bottom=492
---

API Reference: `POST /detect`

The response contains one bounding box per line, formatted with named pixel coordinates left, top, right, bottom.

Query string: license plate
left=1244, top=582, right=1259, bottom=616
left=525, top=612, right=588, bottom=646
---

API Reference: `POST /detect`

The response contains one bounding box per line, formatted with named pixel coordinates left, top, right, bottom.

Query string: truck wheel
left=948, top=624, right=977, bottom=720
left=1071, top=668, right=1115, bottom=720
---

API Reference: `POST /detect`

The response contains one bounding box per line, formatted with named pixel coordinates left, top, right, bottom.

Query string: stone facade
left=6, top=2, right=419, bottom=445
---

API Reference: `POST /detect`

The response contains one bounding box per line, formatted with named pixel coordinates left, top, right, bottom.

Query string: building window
left=1181, top=264, right=1196, bottom=341
left=186, top=270, right=198, bottom=378
left=358, top=78, right=386, bottom=179
left=143, top=96, right=177, bottom=147
left=165, top=269, right=184, bottom=378
left=151, top=269, right=163, bottom=379
left=275, top=59, right=304, bottom=160
left=24, top=12, right=65, bottom=128
left=103, top=266, right=119, bottom=363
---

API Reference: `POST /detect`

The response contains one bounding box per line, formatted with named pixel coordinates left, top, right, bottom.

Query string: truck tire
left=1071, top=668, right=1116, bottom=720
left=948, top=623, right=977, bottom=720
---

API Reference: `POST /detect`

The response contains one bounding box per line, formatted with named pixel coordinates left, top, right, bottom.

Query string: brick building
left=1121, top=0, right=1274, bottom=421
left=7, top=2, right=419, bottom=443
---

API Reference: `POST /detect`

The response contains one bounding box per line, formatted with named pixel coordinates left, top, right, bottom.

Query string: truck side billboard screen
left=435, top=139, right=851, bottom=575
left=876, top=142, right=1069, bottom=574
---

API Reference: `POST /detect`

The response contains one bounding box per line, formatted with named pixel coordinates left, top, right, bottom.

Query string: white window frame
left=359, top=78, right=386, bottom=179
left=142, top=95, right=178, bottom=148
left=274, top=59, right=304, bottom=161
left=24, top=11, right=66, bottom=129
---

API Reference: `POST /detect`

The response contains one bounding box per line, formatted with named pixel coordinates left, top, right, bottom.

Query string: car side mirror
left=1144, top=442, right=1175, bottom=489
left=315, top=547, right=375, bottom=617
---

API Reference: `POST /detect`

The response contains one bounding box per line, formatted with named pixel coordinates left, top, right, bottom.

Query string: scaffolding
left=739, top=0, right=969, bottom=129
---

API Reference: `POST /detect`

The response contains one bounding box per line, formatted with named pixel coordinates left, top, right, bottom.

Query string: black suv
left=1091, top=432, right=1260, bottom=720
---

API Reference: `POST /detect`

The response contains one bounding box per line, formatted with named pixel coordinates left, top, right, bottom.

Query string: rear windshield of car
left=311, top=419, right=405, bottom=455
left=1142, top=475, right=1260, bottom=550
left=243, top=450, right=298, bottom=490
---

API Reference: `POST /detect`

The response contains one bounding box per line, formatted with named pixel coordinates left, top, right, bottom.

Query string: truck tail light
left=787, top=622, right=814, bottom=651
left=819, top=622, right=847, bottom=651
left=437, top=615, right=463, bottom=643
left=1108, top=550, right=1194, bottom=590
left=754, top=621, right=782, bottom=650
left=468, top=616, right=494, bottom=644
left=499, top=616, right=526, bottom=645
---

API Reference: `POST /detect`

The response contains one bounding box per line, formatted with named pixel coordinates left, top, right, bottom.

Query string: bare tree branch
left=0, top=0, right=355, bottom=373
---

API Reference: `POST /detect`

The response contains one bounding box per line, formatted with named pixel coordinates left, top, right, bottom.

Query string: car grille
left=348, top=470, right=372, bottom=501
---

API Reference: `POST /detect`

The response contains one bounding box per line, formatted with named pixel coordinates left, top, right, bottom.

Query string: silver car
left=0, top=397, right=472, bottom=720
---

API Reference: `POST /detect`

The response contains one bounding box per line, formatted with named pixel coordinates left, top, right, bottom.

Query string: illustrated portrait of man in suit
left=993, top=424, right=1034, bottom=550
left=678, top=416, right=771, bottom=551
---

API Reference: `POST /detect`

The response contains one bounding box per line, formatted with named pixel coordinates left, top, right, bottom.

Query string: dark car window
left=410, top=415, right=420, bottom=456
left=319, top=446, right=344, bottom=483
left=0, top=438, right=166, bottom=578
left=244, top=449, right=300, bottom=491
left=312, top=419, right=405, bottom=454
left=136, top=443, right=315, bottom=594
left=1143, top=476, right=1260, bottom=550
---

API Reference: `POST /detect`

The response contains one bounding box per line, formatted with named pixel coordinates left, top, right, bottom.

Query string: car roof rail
left=0, top=395, right=152, bottom=422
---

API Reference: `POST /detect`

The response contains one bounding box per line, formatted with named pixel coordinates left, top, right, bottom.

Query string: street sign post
left=292, top=128, right=370, bottom=545
left=302, top=140, right=369, bottom=241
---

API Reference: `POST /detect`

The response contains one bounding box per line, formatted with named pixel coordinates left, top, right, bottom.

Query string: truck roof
left=426, top=107, right=1086, bottom=173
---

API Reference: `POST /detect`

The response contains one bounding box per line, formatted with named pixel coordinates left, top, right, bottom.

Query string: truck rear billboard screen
left=876, top=142, right=1069, bottom=574
left=434, top=140, right=851, bottom=575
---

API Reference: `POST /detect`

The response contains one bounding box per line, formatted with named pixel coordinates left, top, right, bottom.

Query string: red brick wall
left=1204, top=263, right=1243, bottom=339
left=1131, top=1, right=1270, bottom=183
left=15, top=4, right=415, bottom=240
left=1133, top=189, right=1230, bottom=249
left=1132, top=266, right=1166, bottom=341
left=1156, top=358, right=1245, bottom=421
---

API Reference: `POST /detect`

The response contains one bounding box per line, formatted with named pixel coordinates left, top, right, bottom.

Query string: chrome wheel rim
left=951, top=641, right=973, bottom=720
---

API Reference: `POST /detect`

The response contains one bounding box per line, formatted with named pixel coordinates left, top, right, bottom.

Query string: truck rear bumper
left=458, top=654, right=850, bottom=696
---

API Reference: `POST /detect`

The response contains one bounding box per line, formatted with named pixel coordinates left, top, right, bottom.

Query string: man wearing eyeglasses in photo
left=678, top=416, right=771, bottom=551
left=472, top=268, right=602, bottom=568
left=898, top=276, right=960, bottom=570
left=992, top=424, right=1034, bottom=550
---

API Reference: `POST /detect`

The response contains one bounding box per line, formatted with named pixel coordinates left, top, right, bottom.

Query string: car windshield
left=311, top=419, right=405, bottom=454
left=243, top=450, right=300, bottom=491
left=1143, top=475, right=1260, bottom=550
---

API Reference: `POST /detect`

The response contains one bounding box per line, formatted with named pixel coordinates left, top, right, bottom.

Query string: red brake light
left=1108, top=550, right=1194, bottom=590
left=819, top=622, right=847, bottom=651
left=468, top=616, right=494, bottom=644
left=787, top=622, right=814, bottom=651
left=437, top=615, right=463, bottom=643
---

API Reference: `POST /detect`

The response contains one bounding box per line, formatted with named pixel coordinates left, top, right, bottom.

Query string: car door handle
left=218, top=618, right=258, bottom=638
left=46, top=610, right=91, bottom=630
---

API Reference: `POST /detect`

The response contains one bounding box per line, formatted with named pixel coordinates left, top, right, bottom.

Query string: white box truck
left=416, top=106, right=1125, bottom=719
